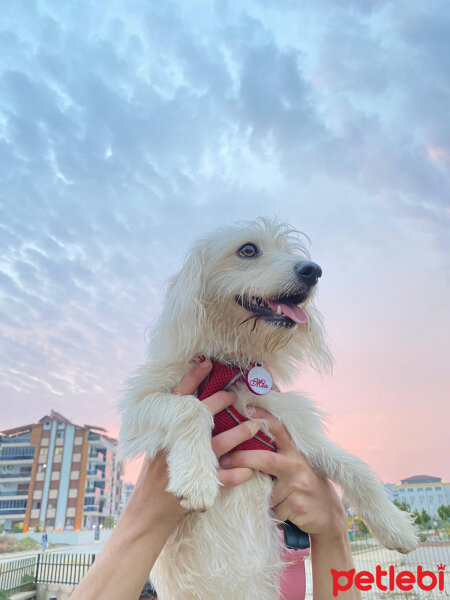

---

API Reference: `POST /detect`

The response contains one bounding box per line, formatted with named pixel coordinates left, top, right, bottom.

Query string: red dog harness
left=196, top=358, right=310, bottom=552
left=197, top=359, right=276, bottom=452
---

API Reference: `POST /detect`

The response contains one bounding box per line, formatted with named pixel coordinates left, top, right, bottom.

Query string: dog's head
left=151, top=218, right=332, bottom=373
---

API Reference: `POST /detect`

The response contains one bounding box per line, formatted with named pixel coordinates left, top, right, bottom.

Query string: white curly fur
left=120, top=218, right=418, bottom=600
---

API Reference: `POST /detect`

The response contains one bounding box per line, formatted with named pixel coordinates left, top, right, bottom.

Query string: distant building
left=0, top=411, right=123, bottom=532
left=122, top=482, right=135, bottom=510
left=392, top=475, right=450, bottom=519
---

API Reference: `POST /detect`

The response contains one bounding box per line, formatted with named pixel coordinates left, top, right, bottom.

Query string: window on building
left=0, top=499, right=27, bottom=510
left=426, top=487, right=432, bottom=491
left=56, top=431, right=64, bottom=438
left=48, top=503, right=56, bottom=510
left=408, top=489, right=413, bottom=493
left=0, top=446, right=34, bottom=458
left=43, top=422, right=51, bottom=430
left=66, top=518, right=75, bottom=527
left=57, top=423, right=65, bottom=429
left=39, top=448, right=48, bottom=456
left=54, top=447, right=63, bottom=455
left=32, top=501, right=41, bottom=509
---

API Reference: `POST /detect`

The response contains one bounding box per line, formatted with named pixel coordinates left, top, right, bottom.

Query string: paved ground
left=0, top=541, right=105, bottom=563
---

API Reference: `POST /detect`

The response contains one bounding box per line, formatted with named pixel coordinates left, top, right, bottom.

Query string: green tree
left=413, top=508, right=432, bottom=527
left=358, top=520, right=369, bottom=535
left=103, top=515, right=115, bottom=529
left=393, top=500, right=411, bottom=513
left=437, top=505, right=450, bottom=521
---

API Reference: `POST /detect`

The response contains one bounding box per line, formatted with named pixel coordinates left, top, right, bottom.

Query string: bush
left=0, top=534, right=40, bottom=554
left=103, top=515, right=115, bottom=529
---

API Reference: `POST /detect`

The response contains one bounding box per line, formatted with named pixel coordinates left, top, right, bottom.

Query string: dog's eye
left=238, top=243, right=259, bottom=258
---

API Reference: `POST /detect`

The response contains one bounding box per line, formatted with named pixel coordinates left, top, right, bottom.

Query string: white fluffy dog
left=120, top=218, right=418, bottom=600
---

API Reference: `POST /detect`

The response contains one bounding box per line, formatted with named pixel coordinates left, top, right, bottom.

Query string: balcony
left=83, top=505, right=103, bottom=513
left=0, top=490, right=29, bottom=497
left=0, top=472, right=32, bottom=479
left=0, top=508, right=26, bottom=515
left=88, top=453, right=106, bottom=464
left=0, top=436, right=31, bottom=444
left=86, top=469, right=104, bottom=478
left=85, top=487, right=103, bottom=495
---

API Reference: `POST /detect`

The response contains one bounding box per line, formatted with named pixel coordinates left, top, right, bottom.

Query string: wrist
left=120, top=491, right=184, bottom=542
left=310, top=507, right=348, bottom=545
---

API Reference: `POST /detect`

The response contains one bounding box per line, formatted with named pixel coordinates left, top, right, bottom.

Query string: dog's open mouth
left=235, top=293, right=309, bottom=328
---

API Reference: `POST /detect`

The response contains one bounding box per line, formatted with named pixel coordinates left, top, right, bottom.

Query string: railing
left=0, top=553, right=97, bottom=593
left=0, top=436, right=31, bottom=444
left=0, top=507, right=26, bottom=515
left=86, top=469, right=103, bottom=476
left=0, top=543, right=449, bottom=597
left=0, top=556, right=35, bottom=594
left=0, top=490, right=28, bottom=496
left=304, top=536, right=450, bottom=599
left=83, top=506, right=103, bottom=512
left=0, top=472, right=31, bottom=478
left=35, top=552, right=96, bottom=585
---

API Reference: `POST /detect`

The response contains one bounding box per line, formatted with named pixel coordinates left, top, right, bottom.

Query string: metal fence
left=0, top=552, right=96, bottom=594
left=35, top=552, right=96, bottom=586
left=305, top=539, right=450, bottom=599
left=0, top=556, right=36, bottom=594
left=1, top=543, right=449, bottom=598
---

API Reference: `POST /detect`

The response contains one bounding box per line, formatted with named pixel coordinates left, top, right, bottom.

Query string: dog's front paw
left=365, top=506, right=420, bottom=554
left=168, top=468, right=219, bottom=512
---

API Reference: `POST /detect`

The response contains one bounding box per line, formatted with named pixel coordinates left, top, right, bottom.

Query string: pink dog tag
left=246, top=363, right=273, bottom=395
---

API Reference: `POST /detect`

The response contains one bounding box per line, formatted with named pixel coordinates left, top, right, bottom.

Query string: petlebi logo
left=331, top=564, right=446, bottom=596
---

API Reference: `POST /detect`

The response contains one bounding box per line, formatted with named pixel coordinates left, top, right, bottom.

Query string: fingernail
left=220, top=455, right=231, bottom=467
left=199, top=359, right=211, bottom=368
left=246, top=420, right=261, bottom=436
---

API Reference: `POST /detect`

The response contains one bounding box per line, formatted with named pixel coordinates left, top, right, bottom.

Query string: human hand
left=127, top=360, right=259, bottom=528
left=219, top=408, right=347, bottom=543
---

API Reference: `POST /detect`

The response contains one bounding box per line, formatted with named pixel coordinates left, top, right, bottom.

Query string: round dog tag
left=246, top=363, right=273, bottom=395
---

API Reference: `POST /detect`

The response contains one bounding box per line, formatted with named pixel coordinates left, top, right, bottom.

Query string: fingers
left=250, top=408, right=295, bottom=454
left=201, top=391, right=238, bottom=416
left=272, top=493, right=302, bottom=523
left=171, top=359, right=213, bottom=395
left=211, top=421, right=261, bottom=457
left=219, top=449, right=285, bottom=477
left=171, top=361, right=238, bottom=417
left=217, top=467, right=254, bottom=487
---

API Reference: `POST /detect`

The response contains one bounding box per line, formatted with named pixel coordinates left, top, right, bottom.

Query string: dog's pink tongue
left=267, top=300, right=308, bottom=324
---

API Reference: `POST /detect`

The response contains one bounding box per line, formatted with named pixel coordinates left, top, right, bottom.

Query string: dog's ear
left=149, top=242, right=207, bottom=362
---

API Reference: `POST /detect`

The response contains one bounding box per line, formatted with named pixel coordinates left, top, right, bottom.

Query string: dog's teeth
left=276, top=305, right=282, bottom=315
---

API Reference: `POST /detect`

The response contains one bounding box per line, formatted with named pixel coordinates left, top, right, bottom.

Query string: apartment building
left=0, top=411, right=123, bottom=532
left=121, top=482, right=135, bottom=511
left=391, top=474, right=450, bottom=519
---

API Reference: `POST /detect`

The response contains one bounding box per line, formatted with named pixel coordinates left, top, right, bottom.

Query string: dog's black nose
left=295, top=261, right=322, bottom=286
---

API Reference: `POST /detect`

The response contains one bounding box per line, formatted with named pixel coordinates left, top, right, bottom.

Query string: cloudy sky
left=1, top=0, right=449, bottom=484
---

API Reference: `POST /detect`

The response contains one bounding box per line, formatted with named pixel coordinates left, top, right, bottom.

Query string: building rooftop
left=1, top=410, right=117, bottom=443
left=400, top=475, right=442, bottom=485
